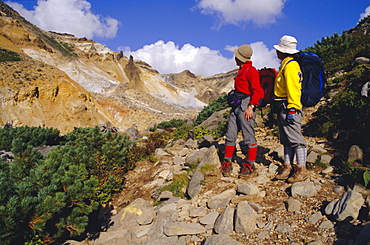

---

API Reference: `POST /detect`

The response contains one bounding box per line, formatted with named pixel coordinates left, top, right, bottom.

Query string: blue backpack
left=298, top=52, right=327, bottom=107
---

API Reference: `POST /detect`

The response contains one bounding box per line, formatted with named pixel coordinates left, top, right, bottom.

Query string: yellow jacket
left=274, top=56, right=303, bottom=110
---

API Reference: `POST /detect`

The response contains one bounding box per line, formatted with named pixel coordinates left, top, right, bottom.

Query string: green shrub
left=0, top=126, right=144, bottom=244
left=312, top=60, right=370, bottom=189
left=0, top=48, right=21, bottom=62
left=173, top=124, right=193, bottom=140
left=41, top=34, right=77, bottom=57
left=62, top=127, right=136, bottom=202
left=193, top=94, right=228, bottom=126
left=0, top=142, right=99, bottom=244
left=324, top=78, right=370, bottom=143
left=0, top=126, right=61, bottom=151
left=340, top=161, right=370, bottom=188
left=192, top=125, right=212, bottom=139
left=126, top=131, right=169, bottom=166
left=303, top=16, right=370, bottom=75
left=149, top=119, right=187, bottom=131
left=160, top=172, right=189, bottom=198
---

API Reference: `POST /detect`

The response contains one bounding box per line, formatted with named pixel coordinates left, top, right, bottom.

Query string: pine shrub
left=149, top=119, right=187, bottom=131
left=0, top=126, right=60, bottom=151
left=193, top=94, right=228, bottom=126
left=0, top=126, right=141, bottom=243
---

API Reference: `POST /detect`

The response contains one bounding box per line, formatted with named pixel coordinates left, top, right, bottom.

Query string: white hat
left=274, top=35, right=299, bottom=54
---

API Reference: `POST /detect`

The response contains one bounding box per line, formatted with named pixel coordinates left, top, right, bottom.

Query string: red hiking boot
left=221, top=160, right=232, bottom=175
left=240, top=162, right=254, bottom=175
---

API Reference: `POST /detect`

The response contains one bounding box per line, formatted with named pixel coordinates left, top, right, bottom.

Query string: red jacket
left=234, top=61, right=264, bottom=106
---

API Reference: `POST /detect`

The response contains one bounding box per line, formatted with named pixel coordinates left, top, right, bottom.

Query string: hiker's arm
left=284, top=64, right=302, bottom=110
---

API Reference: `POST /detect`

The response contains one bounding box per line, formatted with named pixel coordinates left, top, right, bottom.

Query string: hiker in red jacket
left=221, top=44, right=264, bottom=176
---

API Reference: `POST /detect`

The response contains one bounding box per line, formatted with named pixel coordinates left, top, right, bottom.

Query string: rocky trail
left=65, top=104, right=370, bottom=245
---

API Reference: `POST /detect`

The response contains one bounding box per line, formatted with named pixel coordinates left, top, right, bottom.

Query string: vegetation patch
left=0, top=48, right=21, bottom=62
left=200, top=164, right=216, bottom=175
left=160, top=172, right=189, bottom=198
left=149, top=118, right=187, bottom=131
left=193, top=94, right=228, bottom=126
left=42, top=34, right=77, bottom=57
left=0, top=126, right=161, bottom=244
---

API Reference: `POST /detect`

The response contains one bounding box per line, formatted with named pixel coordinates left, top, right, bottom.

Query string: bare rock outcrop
left=0, top=59, right=114, bottom=134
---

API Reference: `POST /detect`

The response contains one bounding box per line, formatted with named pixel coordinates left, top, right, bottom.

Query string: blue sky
left=5, top=0, right=370, bottom=76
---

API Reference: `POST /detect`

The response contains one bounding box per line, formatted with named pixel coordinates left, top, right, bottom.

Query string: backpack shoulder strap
left=281, top=58, right=300, bottom=77
left=285, top=58, right=297, bottom=67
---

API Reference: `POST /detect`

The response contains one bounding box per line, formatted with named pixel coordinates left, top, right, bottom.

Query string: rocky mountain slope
left=0, top=1, right=234, bottom=134
left=64, top=102, right=370, bottom=245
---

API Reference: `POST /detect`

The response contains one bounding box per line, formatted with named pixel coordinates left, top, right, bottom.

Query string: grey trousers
left=277, top=107, right=306, bottom=148
left=225, top=97, right=257, bottom=149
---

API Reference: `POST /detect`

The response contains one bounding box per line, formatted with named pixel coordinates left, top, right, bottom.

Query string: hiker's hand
left=243, top=107, right=254, bottom=121
left=286, top=109, right=296, bottom=124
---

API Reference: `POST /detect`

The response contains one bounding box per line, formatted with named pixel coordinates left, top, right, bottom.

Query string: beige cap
left=234, top=44, right=253, bottom=62
left=274, top=35, right=299, bottom=54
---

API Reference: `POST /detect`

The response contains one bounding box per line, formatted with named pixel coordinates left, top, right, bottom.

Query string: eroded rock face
left=0, top=60, right=113, bottom=134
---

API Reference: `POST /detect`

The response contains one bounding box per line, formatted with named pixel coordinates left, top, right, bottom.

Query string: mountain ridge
left=0, top=1, right=232, bottom=134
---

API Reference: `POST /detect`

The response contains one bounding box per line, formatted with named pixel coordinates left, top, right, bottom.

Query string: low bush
left=173, top=124, right=193, bottom=140
left=0, top=48, right=21, bottom=62
left=149, top=119, right=187, bottom=131
left=193, top=94, right=228, bottom=126
left=0, top=126, right=60, bottom=151
left=0, top=126, right=142, bottom=244
left=319, top=65, right=370, bottom=145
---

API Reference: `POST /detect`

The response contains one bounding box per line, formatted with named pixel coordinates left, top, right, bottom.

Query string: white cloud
left=6, top=0, right=119, bottom=39
left=121, top=41, right=236, bottom=76
left=359, top=6, right=370, bottom=21
left=121, top=40, right=280, bottom=76
left=249, top=42, right=280, bottom=70
left=196, top=0, right=286, bottom=27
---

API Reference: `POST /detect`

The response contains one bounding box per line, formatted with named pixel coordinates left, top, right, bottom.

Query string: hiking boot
left=240, top=162, right=254, bottom=175
left=287, top=165, right=308, bottom=183
left=275, top=163, right=292, bottom=180
left=221, top=160, right=232, bottom=176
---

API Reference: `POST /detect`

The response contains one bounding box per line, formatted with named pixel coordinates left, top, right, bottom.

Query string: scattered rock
left=163, top=222, right=206, bottom=236
left=234, top=201, right=257, bottom=234
left=213, top=206, right=235, bottom=234
left=72, top=117, right=370, bottom=245
left=322, top=166, right=334, bottom=174
left=319, top=220, right=334, bottom=229
left=286, top=198, right=302, bottom=212
left=203, top=234, right=243, bottom=245
left=306, top=211, right=323, bottom=225
left=348, top=145, right=363, bottom=163
left=207, top=189, right=236, bottom=209
left=237, top=183, right=259, bottom=195
left=291, top=182, right=317, bottom=198
left=325, top=190, right=365, bottom=221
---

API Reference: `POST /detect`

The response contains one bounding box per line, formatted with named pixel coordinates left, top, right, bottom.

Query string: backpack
left=296, top=52, right=327, bottom=107
left=227, top=66, right=277, bottom=108
left=258, top=67, right=277, bottom=107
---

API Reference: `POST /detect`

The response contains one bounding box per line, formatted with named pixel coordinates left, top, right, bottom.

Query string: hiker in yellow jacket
left=273, top=35, right=307, bottom=183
